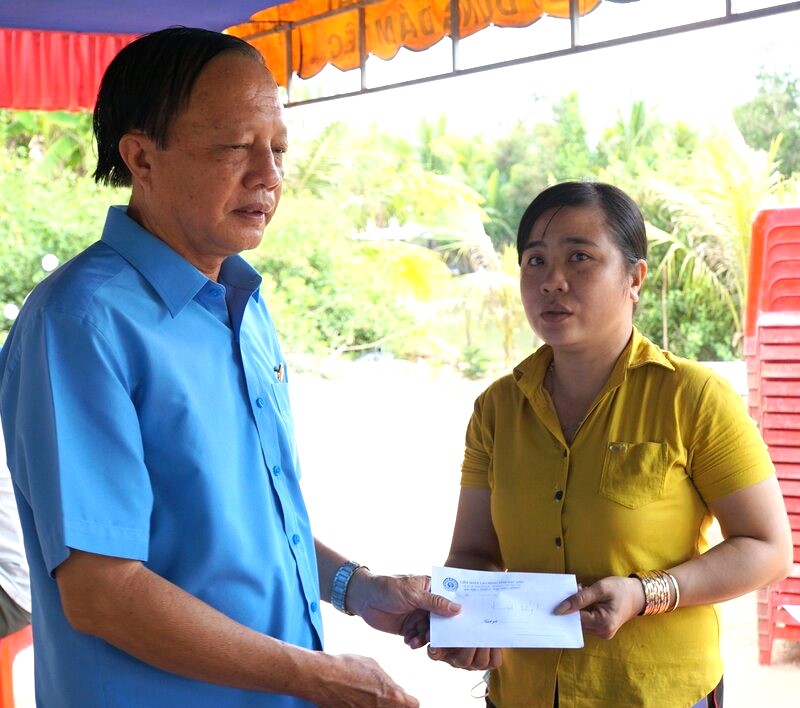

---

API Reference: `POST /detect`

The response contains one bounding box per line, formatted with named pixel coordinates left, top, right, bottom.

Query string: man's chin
left=227, top=226, right=267, bottom=253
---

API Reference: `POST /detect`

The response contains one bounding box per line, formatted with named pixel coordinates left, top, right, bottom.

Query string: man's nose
left=246, top=147, right=283, bottom=190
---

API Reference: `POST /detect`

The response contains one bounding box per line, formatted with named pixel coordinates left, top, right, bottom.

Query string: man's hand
left=346, top=571, right=460, bottom=645
left=553, top=576, right=645, bottom=640
left=425, top=645, right=503, bottom=672
left=55, top=550, right=423, bottom=704
left=305, top=653, right=421, bottom=707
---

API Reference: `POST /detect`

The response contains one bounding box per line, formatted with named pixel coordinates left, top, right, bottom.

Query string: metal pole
left=451, top=0, right=461, bottom=71
left=359, top=5, right=367, bottom=91
left=284, top=26, right=293, bottom=102
left=570, top=0, right=580, bottom=47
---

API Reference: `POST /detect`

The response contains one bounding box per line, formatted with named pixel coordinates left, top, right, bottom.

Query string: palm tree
left=647, top=130, right=787, bottom=351
left=354, top=203, right=529, bottom=368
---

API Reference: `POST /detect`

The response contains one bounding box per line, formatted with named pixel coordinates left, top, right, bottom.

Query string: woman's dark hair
left=515, top=181, right=648, bottom=268
left=93, top=27, right=264, bottom=187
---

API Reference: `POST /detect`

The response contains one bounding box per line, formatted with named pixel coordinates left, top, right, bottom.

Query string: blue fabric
left=0, top=206, right=323, bottom=708
left=0, top=1, right=282, bottom=34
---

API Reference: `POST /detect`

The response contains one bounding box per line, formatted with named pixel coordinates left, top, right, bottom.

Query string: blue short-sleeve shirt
left=0, top=206, right=323, bottom=707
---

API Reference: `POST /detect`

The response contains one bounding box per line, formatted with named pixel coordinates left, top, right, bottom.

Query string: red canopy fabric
left=0, top=0, right=607, bottom=111
left=0, top=0, right=275, bottom=110
left=0, top=29, right=137, bottom=110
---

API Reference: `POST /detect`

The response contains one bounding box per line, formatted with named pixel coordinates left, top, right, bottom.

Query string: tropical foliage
left=734, top=68, right=800, bottom=178
left=645, top=132, right=789, bottom=352
left=1, top=69, right=799, bottom=371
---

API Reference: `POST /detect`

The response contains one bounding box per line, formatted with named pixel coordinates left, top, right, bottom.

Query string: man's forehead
left=190, top=52, right=276, bottom=95
left=178, top=57, right=283, bottom=120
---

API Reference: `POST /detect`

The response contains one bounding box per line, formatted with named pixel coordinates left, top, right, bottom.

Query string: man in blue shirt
left=0, top=27, right=456, bottom=708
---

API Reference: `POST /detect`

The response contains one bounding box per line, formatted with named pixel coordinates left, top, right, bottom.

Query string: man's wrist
left=330, top=561, right=368, bottom=615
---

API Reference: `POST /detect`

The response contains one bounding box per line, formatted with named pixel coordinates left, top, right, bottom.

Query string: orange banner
left=228, top=0, right=601, bottom=87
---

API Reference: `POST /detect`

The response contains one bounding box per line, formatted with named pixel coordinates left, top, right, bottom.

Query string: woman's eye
left=570, top=252, right=590, bottom=262
left=526, top=255, right=543, bottom=266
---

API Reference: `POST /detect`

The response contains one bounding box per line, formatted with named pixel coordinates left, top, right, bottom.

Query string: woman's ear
left=630, top=259, right=648, bottom=303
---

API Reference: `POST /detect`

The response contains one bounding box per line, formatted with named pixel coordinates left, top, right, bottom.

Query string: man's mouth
left=234, top=204, right=270, bottom=220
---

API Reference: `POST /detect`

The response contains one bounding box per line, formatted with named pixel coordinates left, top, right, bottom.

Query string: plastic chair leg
left=0, top=624, right=33, bottom=708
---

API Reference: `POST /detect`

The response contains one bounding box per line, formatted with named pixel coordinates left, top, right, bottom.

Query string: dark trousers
left=0, top=583, right=31, bottom=638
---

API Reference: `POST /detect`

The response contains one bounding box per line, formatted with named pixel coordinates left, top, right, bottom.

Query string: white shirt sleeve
left=0, top=423, right=31, bottom=614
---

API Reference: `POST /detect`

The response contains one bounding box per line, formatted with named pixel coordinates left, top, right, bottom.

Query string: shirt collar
left=101, top=206, right=262, bottom=317
left=626, top=326, right=674, bottom=372
left=512, top=326, right=674, bottom=396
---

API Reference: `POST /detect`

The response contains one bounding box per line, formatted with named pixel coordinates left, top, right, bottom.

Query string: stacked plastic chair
left=745, top=207, right=800, bottom=665
left=0, top=623, right=32, bottom=708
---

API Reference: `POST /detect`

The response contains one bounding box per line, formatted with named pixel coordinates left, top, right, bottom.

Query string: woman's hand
left=554, top=576, right=645, bottom=640
left=426, top=645, right=503, bottom=671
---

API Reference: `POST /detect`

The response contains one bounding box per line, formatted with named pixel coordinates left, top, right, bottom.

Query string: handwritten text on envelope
left=430, top=567, right=584, bottom=649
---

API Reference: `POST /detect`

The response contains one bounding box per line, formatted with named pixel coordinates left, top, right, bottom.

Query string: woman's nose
left=540, top=265, right=567, bottom=293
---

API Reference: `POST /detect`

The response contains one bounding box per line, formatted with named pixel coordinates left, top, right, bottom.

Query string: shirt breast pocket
left=599, top=441, right=668, bottom=509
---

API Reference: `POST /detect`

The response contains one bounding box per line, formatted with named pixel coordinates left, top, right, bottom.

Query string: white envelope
left=430, top=567, right=584, bottom=649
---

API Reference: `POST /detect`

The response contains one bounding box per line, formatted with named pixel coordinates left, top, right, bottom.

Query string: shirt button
left=209, top=288, right=221, bottom=298
left=292, top=534, right=301, bottom=545
left=554, top=490, right=564, bottom=501
left=272, top=465, right=281, bottom=476
left=310, top=601, right=319, bottom=613
left=256, top=397, right=266, bottom=408
left=555, top=537, right=562, bottom=547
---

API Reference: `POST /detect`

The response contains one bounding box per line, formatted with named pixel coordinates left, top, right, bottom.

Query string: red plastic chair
left=0, top=624, right=32, bottom=708
left=746, top=208, right=800, bottom=340
left=758, top=568, right=800, bottom=665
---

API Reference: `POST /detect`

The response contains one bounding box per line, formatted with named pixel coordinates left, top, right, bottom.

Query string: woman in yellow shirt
left=421, top=181, right=792, bottom=707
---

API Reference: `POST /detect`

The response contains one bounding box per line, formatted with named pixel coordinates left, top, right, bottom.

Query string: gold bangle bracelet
left=631, top=570, right=679, bottom=615
left=664, top=572, right=680, bottom=611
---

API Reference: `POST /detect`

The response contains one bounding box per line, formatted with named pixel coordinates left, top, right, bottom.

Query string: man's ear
left=118, top=132, right=156, bottom=188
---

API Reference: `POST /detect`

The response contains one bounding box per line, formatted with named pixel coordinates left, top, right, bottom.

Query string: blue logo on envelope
left=442, top=577, right=459, bottom=592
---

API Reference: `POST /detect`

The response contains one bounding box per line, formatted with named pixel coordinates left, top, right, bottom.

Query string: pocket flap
left=599, top=441, right=668, bottom=509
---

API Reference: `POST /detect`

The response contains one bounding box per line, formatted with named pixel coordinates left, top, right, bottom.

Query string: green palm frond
left=647, top=130, right=786, bottom=339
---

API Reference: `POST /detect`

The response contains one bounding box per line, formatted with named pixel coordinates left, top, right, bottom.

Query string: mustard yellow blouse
left=461, top=328, right=774, bottom=708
